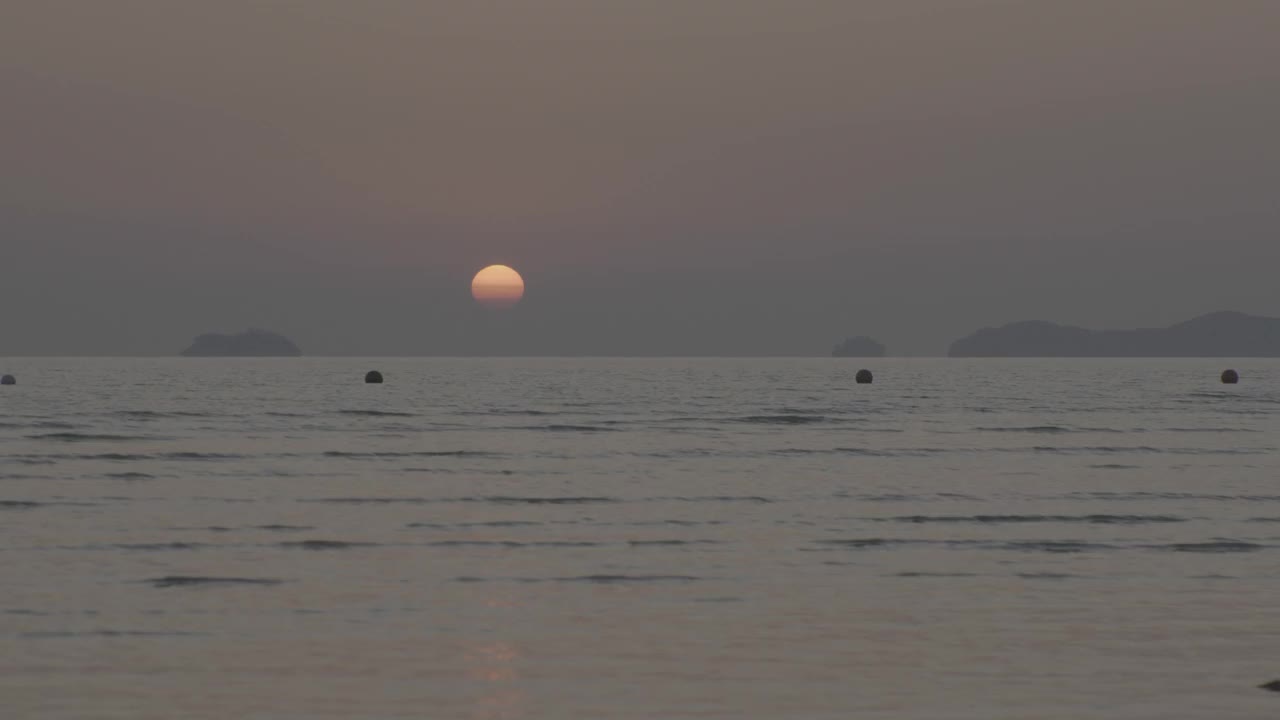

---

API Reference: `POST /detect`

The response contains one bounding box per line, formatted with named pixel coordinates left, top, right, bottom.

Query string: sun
left=471, top=265, right=525, bottom=308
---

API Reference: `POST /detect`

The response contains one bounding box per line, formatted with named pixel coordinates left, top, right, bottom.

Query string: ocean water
left=2, top=357, right=1279, bottom=719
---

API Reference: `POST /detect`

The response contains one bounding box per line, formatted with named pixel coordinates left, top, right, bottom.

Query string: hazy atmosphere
left=4, top=1, right=1279, bottom=356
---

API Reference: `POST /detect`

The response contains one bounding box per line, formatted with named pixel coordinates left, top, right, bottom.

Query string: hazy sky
left=4, top=1, right=1278, bottom=355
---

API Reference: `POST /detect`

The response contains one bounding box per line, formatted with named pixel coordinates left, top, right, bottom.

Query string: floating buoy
left=0, top=375, right=14, bottom=386
left=855, top=369, right=873, bottom=384
left=365, top=370, right=384, bottom=384
left=1258, top=679, right=1280, bottom=692
left=1221, top=369, right=1239, bottom=384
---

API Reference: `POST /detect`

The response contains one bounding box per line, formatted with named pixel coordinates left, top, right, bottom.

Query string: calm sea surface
left=2, top=358, right=1280, bottom=719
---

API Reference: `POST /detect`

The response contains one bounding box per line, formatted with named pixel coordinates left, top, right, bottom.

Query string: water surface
left=2, top=358, right=1278, bottom=719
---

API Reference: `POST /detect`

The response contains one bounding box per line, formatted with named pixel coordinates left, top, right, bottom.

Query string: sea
left=2, top=357, right=1279, bottom=720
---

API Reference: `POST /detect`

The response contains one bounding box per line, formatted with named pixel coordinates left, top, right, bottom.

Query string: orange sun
left=471, top=265, right=525, bottom=308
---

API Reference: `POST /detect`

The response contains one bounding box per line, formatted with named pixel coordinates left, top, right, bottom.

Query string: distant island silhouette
left=948, top=311, right=1280, bottom=357
left=831, top=336, right=886, bottom=357
left=180, top=329, right=302, bottom=357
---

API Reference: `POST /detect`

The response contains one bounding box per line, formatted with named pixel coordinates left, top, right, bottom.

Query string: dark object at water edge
left=1258, top=679, right=1280, bottom=692
left=0, top=374, right=14, bottom=385
left=1221, top=369, right=1239, bottom=384
left=855, top=369, right=873, bottom=384
left=365, top=371, right=384, bottom=384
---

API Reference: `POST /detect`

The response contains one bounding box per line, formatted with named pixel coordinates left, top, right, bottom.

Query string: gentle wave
left=730, top=414, right=831, bottom=425
left=1031, top=445, right=1269, bottom=455
left=805, top=447, right=954, bottom=457
left=1088, top=463, right=1141, bottom=470
left=278, top=540, right=381, bottom=550
left=406, top=520, right=547, bottom=529
left=1165, top=427, right=1261, bottom=433
left=14, top=451, right=258, bottom=462
left=114, top=410, right=217, bottom=419
left=655, top=495, right=773, bottom=503
left=999, top=540, right=1117, bottom=553
left=880, top=514, right=1186, bottom=525
left=628, top=539, right=720, bottom=546
left=145, top=576, right=284, bottom=588
left=552, top=574, right=701, bottom=583
left=166, top=452, right=246, bottom=460
left=817, top=538, right=909, bottom=548
left=113, top=542, right=209, bottom=551
left=322, top=450, right=497, bottom=458
left=22, top=630, right=208, bottom=639
left=837, top=492, right=982, bottom=503
left=425, top=540, right=601, bottom=548
left=164, top=524, right=315, bottom=533
left=818, top=538, right=1118, bottom=553
left=623, top=519, right=726, bottom=527
left=1158, top=541, right=1265, bottom=553
left=976, top=425, right=1125, bottom=434
left=26, top=433, right=161, bottom=442
left=304, top=495, right=618, bottom=505
left=821, top=537, right=1273, bottom=553
left=456, top=409, right=557, bottom=416
left=769, top=447, right=902, bottom=457
left=1032, top=445, right=1159, bottom=454
left=456, top=574, right=701, bottom=584
left=303, top=497, right=435, bottom=505
left=456, top=520, right=545, bottom=528
left=0, top=421, right=80, bottom=430
left=0, top=500, right=98, bottom=509
left=482, top=496, right=618, bottom=505
left=1073, top=491, right=1280, bottom=502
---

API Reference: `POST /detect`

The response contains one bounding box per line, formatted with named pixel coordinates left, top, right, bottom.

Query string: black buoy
left=1221, top=369, right=1239, bottom=384
left=0, top=375, right=14, bottom=386
left=855, top=369, right=873, bottom=384
left=1259, top=679, right=1280, bottom=692
left=364, top=370, right=384, bottom=384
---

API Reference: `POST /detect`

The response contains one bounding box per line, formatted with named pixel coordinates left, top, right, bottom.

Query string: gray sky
left=3, top=0, right=1278, bottom=356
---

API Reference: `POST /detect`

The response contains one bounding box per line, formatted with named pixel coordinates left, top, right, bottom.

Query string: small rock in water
left=1221, top=369, right=1239, bottom=384
left=1258, top=679, right=1280, bottom=692
left=365, top=371, right=384, bottom=384
left=855, top=369, right=873, bottom=384
left=0, top=374, right=15, bottom=386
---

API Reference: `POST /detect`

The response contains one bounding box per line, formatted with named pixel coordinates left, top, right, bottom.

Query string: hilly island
left=948, top=311, right=1280, bottom=357
left=180, top=329, right=302, bottom=357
